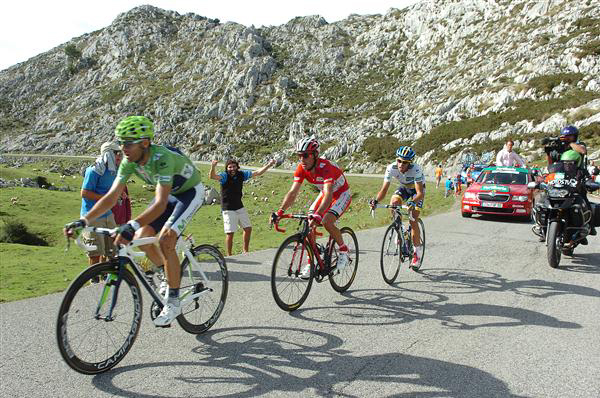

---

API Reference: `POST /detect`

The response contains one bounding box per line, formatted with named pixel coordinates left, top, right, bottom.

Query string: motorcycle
left=529, top=160, right=600, bottom=268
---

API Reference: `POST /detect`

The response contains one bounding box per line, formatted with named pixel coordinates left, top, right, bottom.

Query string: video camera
left=542, top=137, right=565, bottom=154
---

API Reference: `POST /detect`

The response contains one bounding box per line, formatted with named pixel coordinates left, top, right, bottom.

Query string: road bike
left=270, top=213, right=359, bottom=311
left=371, top=204, right=426, bottom=284
left=56, top=227, right=228, bottom=374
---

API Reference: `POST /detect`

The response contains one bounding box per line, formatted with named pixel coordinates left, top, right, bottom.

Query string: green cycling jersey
left=117, top=145, right=201, bottom=195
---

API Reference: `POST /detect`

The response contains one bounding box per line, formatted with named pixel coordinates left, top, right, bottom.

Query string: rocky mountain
left=1, top=0, right=599, bottom=174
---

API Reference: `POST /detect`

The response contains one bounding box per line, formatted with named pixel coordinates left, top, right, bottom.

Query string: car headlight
left=548, top=189, right=568, bottom=198
left=464, top=192, right=477, bottom=200
left=512, top=195, right=529, bottom=202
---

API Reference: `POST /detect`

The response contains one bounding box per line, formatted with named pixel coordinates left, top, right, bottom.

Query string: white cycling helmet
left=295, top=137, right=319, bottom=154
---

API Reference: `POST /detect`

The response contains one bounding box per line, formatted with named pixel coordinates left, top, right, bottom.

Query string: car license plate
left=481, top=201, right=503, bottom=208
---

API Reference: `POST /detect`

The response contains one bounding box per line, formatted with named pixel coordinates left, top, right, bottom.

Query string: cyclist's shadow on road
left=91, top=326, right=525, bottom=398
left=285, top=268, right=592, bottom=330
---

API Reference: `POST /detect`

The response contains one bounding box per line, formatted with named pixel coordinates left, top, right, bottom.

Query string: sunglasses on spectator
left=118, top=139, right=144, bottom=147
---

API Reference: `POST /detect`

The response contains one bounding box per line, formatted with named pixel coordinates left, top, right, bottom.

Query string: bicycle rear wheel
left=329, top=227, right=359, bottom=292
left=56, top=262, right=142, bottom=374
left=410, top=219, right=426, bottom=271
left=177, top=245, right=228, bottom=334
left=380, top=224, right=401, bottom=284
left=271, top=234, right=314, bottom=311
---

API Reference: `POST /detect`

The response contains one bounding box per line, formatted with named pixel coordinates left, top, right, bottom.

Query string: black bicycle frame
left=102, top=255, right=164, bottom=321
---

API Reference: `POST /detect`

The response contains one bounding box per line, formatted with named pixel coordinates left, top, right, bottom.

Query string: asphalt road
left=1, top=207, right=599, bottom=397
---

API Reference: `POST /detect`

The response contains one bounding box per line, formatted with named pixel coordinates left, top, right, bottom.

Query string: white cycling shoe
left=336, top=252, right=350, bottom=272
left=299, top=263, right=311, bottom=279
left=153, top=299, right=181, bottom=327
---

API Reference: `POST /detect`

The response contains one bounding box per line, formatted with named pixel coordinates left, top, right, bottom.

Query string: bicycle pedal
left=155, top=324, right=172, bottom=328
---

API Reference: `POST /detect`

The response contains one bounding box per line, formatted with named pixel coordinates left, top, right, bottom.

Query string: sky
left=0, top=0, right=420, bottom=71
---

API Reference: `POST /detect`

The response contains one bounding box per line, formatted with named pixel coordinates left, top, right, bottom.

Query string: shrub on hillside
left=527, top=73, right=584, bottom=94
left=0, top=220, right=48, bottom=246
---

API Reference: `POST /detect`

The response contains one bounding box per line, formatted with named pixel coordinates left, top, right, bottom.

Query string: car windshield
left=477, top=171, right=528, bottom=185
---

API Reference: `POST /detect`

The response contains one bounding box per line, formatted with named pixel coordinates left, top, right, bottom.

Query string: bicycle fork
left=95, top=262, right=124, bottom=322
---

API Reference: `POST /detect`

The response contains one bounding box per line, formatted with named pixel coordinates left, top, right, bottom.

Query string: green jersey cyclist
left=64, top=116, right=205, bottom=326
left=370, top=146, right=425, bottom=270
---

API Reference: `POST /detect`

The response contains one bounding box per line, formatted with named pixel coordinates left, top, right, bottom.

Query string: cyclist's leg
left=308, top=192, right=324, bottom=244
left=322, top=191, right=351, bottom=247
left=137, top=224, right=163, bottom=266
left=154, top=183, right=204, bottom=326
left=160, top=183, right=205, bottom=290
left=392, top=187, right=409, bottom=210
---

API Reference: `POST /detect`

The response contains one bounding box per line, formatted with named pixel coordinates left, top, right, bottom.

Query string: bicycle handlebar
left=71, top=227, right=158, bottom=254
left=272, top=213, right=324, bottom=236
left=370, top=203, right=415, bottom=221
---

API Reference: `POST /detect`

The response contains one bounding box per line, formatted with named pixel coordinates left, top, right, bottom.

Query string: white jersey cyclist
left=384, top=162, right=425, bottom=188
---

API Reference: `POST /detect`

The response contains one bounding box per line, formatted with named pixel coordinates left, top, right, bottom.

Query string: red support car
left=461, top=166, right=535, bottom=221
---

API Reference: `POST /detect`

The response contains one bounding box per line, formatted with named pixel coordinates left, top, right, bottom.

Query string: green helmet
left=115, top=116, right=154, bottom=140
left=560, top=149, right=581, bottom=167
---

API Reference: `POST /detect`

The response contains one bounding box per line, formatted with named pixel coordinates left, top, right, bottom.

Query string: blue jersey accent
left=80, top=166, right=116, bottom=219
left=218, top=170, right=252, bottom=185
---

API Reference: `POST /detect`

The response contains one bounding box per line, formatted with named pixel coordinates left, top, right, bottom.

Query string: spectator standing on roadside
left=496, top=139, right=526, bottom=167
left=80, top=142, right=122, bottom=265
left=209, top=158, right=275, bottom=256
left=435, top=164, right=443, bottom=188
left=444, top=177, right=454, bottom=198
left=111, top=185, right=131, bottom=225
left=454, top=173, right=462, bottom=196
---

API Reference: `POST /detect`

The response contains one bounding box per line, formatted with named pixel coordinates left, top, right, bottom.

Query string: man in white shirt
left=496, top=139, right=526, bottom=167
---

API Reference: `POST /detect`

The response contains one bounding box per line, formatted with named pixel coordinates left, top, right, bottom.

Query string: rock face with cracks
left=1, top=1, right=599, bottom=174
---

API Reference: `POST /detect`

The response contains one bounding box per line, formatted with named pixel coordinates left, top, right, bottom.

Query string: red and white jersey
left=294, top=158, right=349, bottom=198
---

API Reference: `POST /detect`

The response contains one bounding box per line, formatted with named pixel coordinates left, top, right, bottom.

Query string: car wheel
left=461, top=212, right=472, bottom=218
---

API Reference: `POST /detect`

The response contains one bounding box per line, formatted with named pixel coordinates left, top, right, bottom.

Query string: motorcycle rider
left=537, top=124, right=596, bottom=242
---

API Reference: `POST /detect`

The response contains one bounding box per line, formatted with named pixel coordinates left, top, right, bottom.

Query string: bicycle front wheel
left=56, top=262, right=142, bottom=374
left=271, top=234, right=314, bottom=311
left=177, top=245, right=228, bottom=334
left=380, top=224, right=401, bottom=284
left=329, top=227, right=359, bottom=292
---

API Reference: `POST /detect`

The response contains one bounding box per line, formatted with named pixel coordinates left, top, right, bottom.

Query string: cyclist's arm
left=375, top=181, right=391, bottom=202
left=133, top=183, right=171, bottom=227
left=279, top=181, right=302, bottom=212
left=412, top=181, right=425, bottom=202
left=315, top=182, right=334, bottom=216
left=82, top=179, right=125, bottom=224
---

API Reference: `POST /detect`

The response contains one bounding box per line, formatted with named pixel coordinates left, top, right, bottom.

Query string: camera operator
left=544, top=125, right=587, bottom=165
left=539, top=125, right=596, bottom=241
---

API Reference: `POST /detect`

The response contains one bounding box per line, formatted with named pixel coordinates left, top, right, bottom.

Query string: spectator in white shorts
left=209, top=158, right=275, bottom=256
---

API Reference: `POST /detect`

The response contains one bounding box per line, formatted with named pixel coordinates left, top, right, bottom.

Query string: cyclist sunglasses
left=297, top=152, right=311, bottom=159
left=118, top=139, right=144, bottom=147
left=396, top=159, right=411, bottom=164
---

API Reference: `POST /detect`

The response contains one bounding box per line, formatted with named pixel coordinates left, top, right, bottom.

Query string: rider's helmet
left=396, top=146, right=416, bottom=162
left=295, top=137, right=320, bottom=155
left=560, top=149, right=582, bottom=167
left=560, top=125, right=579, bottom=137
left=115, top=116, right=154, bottom=140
